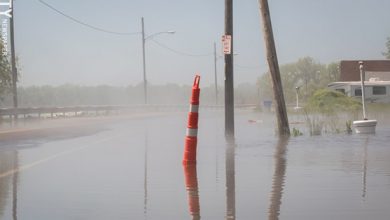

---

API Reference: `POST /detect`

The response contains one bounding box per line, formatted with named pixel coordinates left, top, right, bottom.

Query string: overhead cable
left=38, top=0, right=140, bottom=36
left=235, top=64, right=266, bottom=69
left=151, top=39, right=213, bottom=57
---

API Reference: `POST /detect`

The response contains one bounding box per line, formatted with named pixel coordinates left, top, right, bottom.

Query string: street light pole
left=214, top=42, right=218, bottom=105
left=140, top=17, right=175, bottom=105
left=294, top=86, right=300, bottom=109
left=141, top=17, right=147, bottom=104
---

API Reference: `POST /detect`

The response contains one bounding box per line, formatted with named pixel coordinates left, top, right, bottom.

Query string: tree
left=383, top=37, right=390, bottom=59
left=327, top=62, right=340, bottom=82
left=257, top=57, right=340, bottom=104
left=0, top=39, right=12, bottom=97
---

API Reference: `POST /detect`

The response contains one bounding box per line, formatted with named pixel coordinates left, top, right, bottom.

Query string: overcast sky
left=9, top=0, right=390, bottom=87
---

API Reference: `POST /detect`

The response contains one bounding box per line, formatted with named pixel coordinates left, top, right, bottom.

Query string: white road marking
left=0, top=133, right=125, bottom=179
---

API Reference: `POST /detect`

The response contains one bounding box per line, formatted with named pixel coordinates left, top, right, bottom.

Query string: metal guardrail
left=0, top=104, right=258, bottom=118
left=0, top=105, right=178, bottom=118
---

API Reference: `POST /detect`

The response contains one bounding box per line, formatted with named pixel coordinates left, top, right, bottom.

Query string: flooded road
left=0, top=111, right=389, bottom=219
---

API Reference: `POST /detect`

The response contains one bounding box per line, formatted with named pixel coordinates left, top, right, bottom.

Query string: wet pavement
left=0, top=111, right=389, bottom=219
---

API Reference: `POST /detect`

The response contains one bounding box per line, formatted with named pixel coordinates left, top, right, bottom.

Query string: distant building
left=328, top=60, right=390, bottom=103
left=340, top=60, right=390, bottom=81
left=328, top=80, right=390, bottom=103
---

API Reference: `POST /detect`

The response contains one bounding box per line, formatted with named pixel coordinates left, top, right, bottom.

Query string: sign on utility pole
left=222, top=35, right=232, bottom=55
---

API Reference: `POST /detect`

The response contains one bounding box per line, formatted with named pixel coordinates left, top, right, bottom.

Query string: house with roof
left=328, top=60, right=390, bottom=103
left=339, top=60, right=390, bottom=81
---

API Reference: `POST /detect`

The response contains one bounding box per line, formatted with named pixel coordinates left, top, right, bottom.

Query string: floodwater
left=0, top=111, right=389, bottom=220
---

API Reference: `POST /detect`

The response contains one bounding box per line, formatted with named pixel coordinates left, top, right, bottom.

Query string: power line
left=39, top=0, right=261, bottom=71
left=153, top=38, right=266, bottom=68
left=38, top=0, right=140, bottom=36
left=235, top=63, right=266, bottom=69
left=151, top=39, right=213, bottom=57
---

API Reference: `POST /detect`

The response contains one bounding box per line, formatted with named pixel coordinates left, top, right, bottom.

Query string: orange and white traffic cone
left=183, top=75, right=200, bottom=165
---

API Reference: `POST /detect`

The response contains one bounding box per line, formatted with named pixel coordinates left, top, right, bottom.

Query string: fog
left=0, top=0, right=385, bottom=111
left=12, top=0, right=390, bottom=89
left=0, top=83, right=260, bottom=107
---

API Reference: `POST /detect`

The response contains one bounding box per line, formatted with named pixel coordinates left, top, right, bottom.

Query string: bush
left=303, top=89, right=361, bottom=135
left=305, top=89, right=361, bottom=114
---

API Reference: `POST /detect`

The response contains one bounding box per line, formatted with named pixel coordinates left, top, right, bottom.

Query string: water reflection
left=0, top=150, right=19, bottom=220
left=268, top=137, right=289, bottom=220
left=144, top=131, right=148, bottom=219
left=183, top=164, right=200, bottom=220
left=362, top=137, right=369, bottom=199
left=225, top=137, right=236, bottom=220
left=12, top=151, right=18, bottom=220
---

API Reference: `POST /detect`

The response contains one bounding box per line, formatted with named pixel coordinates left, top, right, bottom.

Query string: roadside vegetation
left=303, top=89, right=361, bottom=135
left=257, top=56, right=339, bottom=105
left=256, top=55, right=390, bottom=136
left=0, top=40, right=12, bottom=97
left=383, top=37, right=390, bottom=59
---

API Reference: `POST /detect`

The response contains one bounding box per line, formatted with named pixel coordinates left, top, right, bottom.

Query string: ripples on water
left=0, top=112, right=389, bottom=219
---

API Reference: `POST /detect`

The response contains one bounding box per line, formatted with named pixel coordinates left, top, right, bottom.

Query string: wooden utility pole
left=258, top=0, right=290, bottom=136
left=10, top=0, right=18, bottom=116
left=224, top=0, right=234, bottom=137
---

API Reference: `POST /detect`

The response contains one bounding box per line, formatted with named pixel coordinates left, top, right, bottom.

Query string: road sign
left=222, top=35, right=231, bottom=54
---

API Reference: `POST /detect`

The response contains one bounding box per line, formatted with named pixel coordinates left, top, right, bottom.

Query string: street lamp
left=213, top=42, right=219, bottom=105
left=294, top=86, right=302, bottom=110
left=141, top=17, right=175, bottom=104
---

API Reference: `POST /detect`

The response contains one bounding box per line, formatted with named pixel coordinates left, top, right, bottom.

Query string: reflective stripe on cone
left=183, top=75, right=201, bottom=165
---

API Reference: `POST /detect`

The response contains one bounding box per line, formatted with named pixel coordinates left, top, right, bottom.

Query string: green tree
left=327, top=62, right=340, bottom=82
left=257, top=57, right=340, bottom=104
left=0, top=40, right=12, bottom=97
left=383, top=37, right=390, bottom=59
